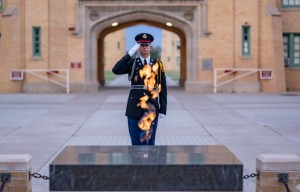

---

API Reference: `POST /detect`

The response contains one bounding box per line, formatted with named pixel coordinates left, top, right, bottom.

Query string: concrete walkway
left=0, top=84, right=300, bottom=191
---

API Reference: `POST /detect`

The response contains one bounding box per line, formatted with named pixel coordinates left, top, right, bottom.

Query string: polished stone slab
left=50, top=145, right=243, bottom=191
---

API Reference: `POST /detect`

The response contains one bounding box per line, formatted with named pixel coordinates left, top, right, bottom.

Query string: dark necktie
left=144, top=59, right=147, bottom=65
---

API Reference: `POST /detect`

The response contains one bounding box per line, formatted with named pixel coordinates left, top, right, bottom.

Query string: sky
left=125, top=25, right=162, bottom=51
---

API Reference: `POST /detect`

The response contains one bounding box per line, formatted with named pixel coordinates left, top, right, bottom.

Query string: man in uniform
left=112, top=33, right=167, bottom=145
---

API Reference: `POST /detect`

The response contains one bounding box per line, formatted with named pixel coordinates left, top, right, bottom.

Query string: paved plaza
left=0, top=76, right=300, bottom=191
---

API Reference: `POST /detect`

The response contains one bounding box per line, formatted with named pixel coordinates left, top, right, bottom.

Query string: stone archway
left=97, top=20, right=187, bottom=87
left=79, top=1, right=203, bottom=91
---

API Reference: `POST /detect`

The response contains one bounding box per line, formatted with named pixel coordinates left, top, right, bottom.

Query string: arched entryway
left=83, top=5, right=200, bottom=91
left=97, top=21, right=186, bottom=87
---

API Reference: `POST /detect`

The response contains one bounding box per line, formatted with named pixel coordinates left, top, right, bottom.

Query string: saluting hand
left=128, top=44, right=140, bottom=57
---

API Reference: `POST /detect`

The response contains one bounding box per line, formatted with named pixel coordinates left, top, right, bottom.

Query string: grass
left=105, top=71, right=118, bottom=81
left=165, top=71, right=180, bottom=81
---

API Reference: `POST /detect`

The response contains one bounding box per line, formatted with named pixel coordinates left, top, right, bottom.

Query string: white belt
left=131, top=85, right=158, bottom=90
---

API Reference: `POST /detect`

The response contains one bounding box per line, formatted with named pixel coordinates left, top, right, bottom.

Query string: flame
left=138, top=111, right=156, bottom=131
left=139, top=63, right=159, bottom=93
left=137, top=61, right=162, bottom=143
left=137, top=95, right=149, bottom=109
left=152, top=63, right=159, bottom=74
left=139, top=104, right=156, bottom=142
left=151, top=90, right=158, bottom=99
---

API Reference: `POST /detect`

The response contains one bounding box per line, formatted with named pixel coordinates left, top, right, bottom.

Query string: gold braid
left=156, top=59, right=165, bottom=85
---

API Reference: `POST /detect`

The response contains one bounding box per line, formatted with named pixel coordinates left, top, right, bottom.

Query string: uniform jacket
left=112, top=54, right=167, bottom=119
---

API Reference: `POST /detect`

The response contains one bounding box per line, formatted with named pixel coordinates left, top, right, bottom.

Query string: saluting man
left=112, top=33, right=167, bottom=145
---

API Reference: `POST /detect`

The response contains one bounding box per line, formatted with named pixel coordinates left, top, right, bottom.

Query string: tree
left=151, top=46, right=161, bottom=59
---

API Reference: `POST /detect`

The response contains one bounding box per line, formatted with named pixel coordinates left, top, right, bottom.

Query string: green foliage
left=151, top=46, right=161, bottom=59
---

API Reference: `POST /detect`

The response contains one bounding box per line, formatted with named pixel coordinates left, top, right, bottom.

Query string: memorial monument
left=50, top=145, right=243, bottom=191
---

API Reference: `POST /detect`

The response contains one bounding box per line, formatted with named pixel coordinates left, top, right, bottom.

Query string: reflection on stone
left=129, top=146, right=167, bottom=165
left=50, top=145, right=243, bottom=191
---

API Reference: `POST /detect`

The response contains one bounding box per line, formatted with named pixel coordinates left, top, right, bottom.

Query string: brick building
left=161, top=30, right=181, bottom=72
left=0, top=0, right=299, bottom=93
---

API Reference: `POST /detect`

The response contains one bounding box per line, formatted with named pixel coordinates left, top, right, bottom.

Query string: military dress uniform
left=112, top=34, right=167, bottom=145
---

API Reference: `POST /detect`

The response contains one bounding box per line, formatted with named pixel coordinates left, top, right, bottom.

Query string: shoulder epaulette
left=156, top=59, right=165, bottom=73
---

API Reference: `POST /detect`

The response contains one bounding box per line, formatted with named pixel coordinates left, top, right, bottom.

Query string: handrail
left=214, top=68, right=272, bottom=93
left=10, top=69, right=70, bottom=93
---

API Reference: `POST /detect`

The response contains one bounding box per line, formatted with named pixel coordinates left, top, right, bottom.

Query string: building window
left=167, top=56, right=170, bottom=62
left=242, top=26, right=251, bottom=56
left=176, top=56, right=181, bottom=66
left=176, top=41, right=181, bottom=50
left=32, top=27, right=41, bottom=57
left=295, top=36, right=300, bottom=65
left=0, top=0, right=3, bottom=11
left=283, top=36, right=289, bottom=66
left=282, top=0, right=300, bottom=7
left=117, top=42, right=120, bottom=50
left=283, top=34, right=300, bottom=67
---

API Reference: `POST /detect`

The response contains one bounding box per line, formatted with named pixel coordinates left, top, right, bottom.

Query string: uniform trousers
left=127, top=117, right=158, bottom=145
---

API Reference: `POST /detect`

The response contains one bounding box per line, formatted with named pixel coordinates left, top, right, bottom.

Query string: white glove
left=128, top=44, right=140, bottom=57
left=159, top=113, right=166, bottom=119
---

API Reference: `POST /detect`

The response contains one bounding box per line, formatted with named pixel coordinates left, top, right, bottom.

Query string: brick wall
left=256, top=154, right=300, bottom=192
left=0, top=154, right=32, bottom=192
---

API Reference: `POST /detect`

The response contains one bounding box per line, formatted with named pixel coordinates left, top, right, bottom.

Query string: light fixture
left=112, top=22, right=118, bottom=27
left=166, top=22, right=172, bottom=27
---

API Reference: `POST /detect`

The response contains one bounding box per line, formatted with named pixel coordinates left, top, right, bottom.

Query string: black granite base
left=50, top=145, right=243, bottom=191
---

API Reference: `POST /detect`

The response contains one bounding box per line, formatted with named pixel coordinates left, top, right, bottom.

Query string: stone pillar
left=297, top=184, right=300, bottom=192
left=0, top=154, right=32, bottom=192
left=259, top=0, right=286, bottom=93
left=256, top=154, right=300, bottom=192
